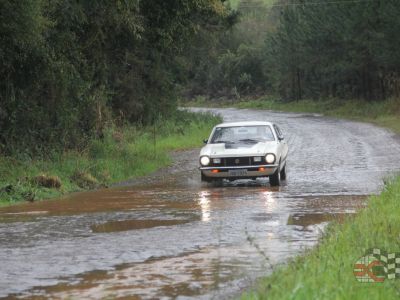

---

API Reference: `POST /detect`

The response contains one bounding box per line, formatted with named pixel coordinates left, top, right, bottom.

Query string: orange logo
left=353, top=256, right=385, bottom=283
left=353, top=248, right=399, bottom=283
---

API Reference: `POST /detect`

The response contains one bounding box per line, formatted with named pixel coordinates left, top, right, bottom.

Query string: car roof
left=215, top=121, right=274, bottom=128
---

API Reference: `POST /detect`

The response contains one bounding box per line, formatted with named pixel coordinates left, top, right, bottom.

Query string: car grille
left=224, top=157, right=251, bottom=166
left=210, top=157, right=265, bottom=167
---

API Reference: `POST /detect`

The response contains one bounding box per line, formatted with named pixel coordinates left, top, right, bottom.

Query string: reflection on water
left=14, top=193, right=364, bottom=300
left=0, top=185, right=368, bottom=300
left=287, top=212, right=351, bottom=228
left=198, top=191, right=211, bottom=222
left=262, top=190, right=277, bottom=213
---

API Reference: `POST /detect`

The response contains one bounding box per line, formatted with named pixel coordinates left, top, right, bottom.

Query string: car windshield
left=210, top=125, right=275, bottom=143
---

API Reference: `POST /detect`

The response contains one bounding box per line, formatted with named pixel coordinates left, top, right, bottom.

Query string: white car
left=199, top=121, right=288, bottom=186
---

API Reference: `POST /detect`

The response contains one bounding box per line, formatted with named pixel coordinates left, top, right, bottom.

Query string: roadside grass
left=241, top=176, right=400, bottom=300
left=234, top=97, right=400, bottom=134
left=184, top=96, right=400, bottom=133
left=0, top=110, right=221, bottom=206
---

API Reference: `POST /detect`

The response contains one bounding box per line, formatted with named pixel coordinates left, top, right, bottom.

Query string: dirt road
left=1, top=108, right=400, bottom=299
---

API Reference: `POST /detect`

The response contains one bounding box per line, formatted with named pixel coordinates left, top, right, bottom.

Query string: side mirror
left=203, top=139, right=208, bottom=144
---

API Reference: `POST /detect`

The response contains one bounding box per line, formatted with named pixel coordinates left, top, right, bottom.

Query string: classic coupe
left=199, top=121, right=288, bottom=186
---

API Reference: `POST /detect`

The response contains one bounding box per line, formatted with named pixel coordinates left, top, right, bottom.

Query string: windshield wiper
left=213, top=140, right=234, bottom=144
left=238, top=138, right=260, bottom=143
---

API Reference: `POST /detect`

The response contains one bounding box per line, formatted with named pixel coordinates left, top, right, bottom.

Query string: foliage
left=0, top=0, right=232, bottom=154
left=184, top=0, right=278, bottom=99
left=0, top=111, right=221, bottom=206
left=260, top=0, right=400, bottom=101
left=265, top=1, right=400, bottom=100
left=185, top=0, right=400, bottom=103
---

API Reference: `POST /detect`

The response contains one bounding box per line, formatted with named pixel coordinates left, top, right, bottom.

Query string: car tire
left=269, top=166, right=281, bottom=186
left=280, top=163, right=287, bottom=180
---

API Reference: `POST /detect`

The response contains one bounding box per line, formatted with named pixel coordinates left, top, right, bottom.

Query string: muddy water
left=1, top=108, right=400, bottom=299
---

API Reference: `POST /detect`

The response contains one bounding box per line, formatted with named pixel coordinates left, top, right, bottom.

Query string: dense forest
left=193, top=0, right=400, bottom=101
left=0, top=0, right=236, bottom=154
left=265, top=0, right=400, bottom=101
left=2, top=0, right=400, bottom=154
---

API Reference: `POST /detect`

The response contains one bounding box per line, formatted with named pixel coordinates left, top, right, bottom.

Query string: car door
left=273, top=124, right=288, bottom=163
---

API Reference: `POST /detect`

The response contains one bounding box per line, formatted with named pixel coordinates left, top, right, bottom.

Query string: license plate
left=228, top=169, right=248, bottom=177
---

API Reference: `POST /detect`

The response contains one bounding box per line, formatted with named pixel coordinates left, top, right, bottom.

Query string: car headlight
left=200, top=156, right=210, bottom=166
left=265, top=153, right=276, bottom=164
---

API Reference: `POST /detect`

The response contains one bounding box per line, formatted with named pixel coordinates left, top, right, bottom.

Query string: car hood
left=200, top=142, right=278, bottom=157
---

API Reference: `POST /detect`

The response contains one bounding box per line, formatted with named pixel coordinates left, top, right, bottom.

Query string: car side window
left=274, top=125, right=284, bottom=140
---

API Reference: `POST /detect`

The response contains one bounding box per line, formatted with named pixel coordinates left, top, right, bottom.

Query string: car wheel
left=280, top=164, right=287, bottom=180
left=269, top=166, right=281, bottom=186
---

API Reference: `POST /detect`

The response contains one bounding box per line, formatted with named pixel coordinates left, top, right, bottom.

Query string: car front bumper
left=199, top=164, right=278, bottom=178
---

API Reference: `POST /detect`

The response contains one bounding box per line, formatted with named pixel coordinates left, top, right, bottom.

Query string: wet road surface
left=1, top=108, right=400, bottom=299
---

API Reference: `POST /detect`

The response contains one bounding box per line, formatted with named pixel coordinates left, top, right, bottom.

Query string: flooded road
left=1, top=108, right=400, bottom=299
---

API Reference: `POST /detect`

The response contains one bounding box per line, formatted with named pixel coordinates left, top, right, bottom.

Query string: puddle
left=1, top=191, right=368, bottom=300
left=287, top=212, right=352, bottom=227
left=0, top=186, right=199, bottom=217
left=15, top=245, right=283, bottom=300
left=4, top=211, right=49, bottom=215
left=0, top=211, right=49, bottom=223
left=0, top=188, right=369, bottom=299
left=91, top=219, right=191, bottom=233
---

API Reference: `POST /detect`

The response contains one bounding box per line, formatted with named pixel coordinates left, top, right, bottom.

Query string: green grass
left=242, top=176, right=400, bottom=299
left=234, top=97, right=400, bottom=133
left=185, top=96, right=400, bottom=134
left=0, top=110, right=221, bottom=206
